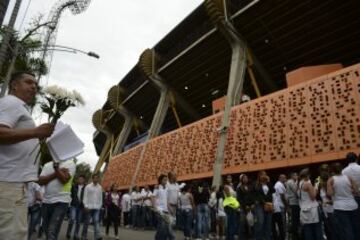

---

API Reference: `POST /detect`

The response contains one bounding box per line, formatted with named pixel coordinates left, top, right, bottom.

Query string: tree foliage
left=74, top=162, right=93, bottom=183
left=0, top=15, right=51, bottom=84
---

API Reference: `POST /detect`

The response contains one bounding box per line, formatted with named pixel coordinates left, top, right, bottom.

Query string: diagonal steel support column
left=205, top=0, right=248, bottom=187
left=112, top=108, right=134, bottom=155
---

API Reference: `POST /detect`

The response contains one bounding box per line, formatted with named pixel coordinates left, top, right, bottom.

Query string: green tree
left=0, top=16, right=51, bottom=84
left=74, top=162, right=93, bottom=183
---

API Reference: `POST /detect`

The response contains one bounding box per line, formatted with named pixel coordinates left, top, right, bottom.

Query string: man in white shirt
left=0, top=72, right=54, bottom=240
left=38, top=159, right=76, bottom=240
left=121, top=191, right=131, bottom=228
left=82, top=173, right=103, bottom=240
left=141, top=185, right=153, bottom=229
left=27, top=181, right=43, bottom=240
left=342, top=152, right=360, bottom=197
left=131, top=186, right=141, bottom=229
left=153, top=174, right=175, bottom=240
left=167, top=172, right=185, bottom=219
left=273, top=174, right=288, bottom=240
left=286, top=172, right=300, bottom=240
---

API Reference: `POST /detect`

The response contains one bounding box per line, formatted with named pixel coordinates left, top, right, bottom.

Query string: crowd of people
left=149, top=152, right=360, bottom=240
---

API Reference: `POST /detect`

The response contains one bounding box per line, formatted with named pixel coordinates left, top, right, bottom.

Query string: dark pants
left=181, top=209, right=193, bottom=238
left=290, top=205, right=300, bottom=240
left=131, top=205, right=140, bottom=228
left=225, top=206, right=237, bottom=240
left=123, top=211, right=130, bottom=226
left=323, top=213, right=339, bottom=240
left=302, top=222, right=323, bottom=240
left=254, top=204, right=272, bottom=240
left=210, top=207, right=216, bottom=234
left=333, top=209, right=360, bottom=240
left=42, top=202, right=68, bottom=240
left=66, top=206, right=84, bottom=239
left=106, top=204, right=119, bottom=236
left=155, top=213, right=175, bottom=240
left=28, top=204, right=42, bottom=240
left=142, top=206, right=153, bottom=229
left=272, top=211, right=286, bottom=240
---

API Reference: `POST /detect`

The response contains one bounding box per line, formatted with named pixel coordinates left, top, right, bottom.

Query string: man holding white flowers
left=0, top=72, right=55, bottom=240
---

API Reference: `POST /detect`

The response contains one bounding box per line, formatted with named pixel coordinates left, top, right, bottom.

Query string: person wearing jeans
left=286, top=172, right=300, bottom=240
left=27, top=182, right=43, bottom=240
left=66, top=175, right=86, bottom=240
left=38, top=159, right=76, bottom=240
left=224, top=185, right=240, bottom=240
left=253, top=171, right=274, bottom=240
left=328, top=162, right=360, bottom=240
left=82, top=174, right=103, bottom=240
left=193, top=182, right=210, bottom=239
left=179, top=185, right=195, bottom=240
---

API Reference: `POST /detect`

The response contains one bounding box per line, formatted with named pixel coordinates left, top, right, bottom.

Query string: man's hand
left=34, top=123, right=55, bottom=139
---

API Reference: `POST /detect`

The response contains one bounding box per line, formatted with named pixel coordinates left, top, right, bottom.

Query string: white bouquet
left=32, top=85, right=85, bottom=164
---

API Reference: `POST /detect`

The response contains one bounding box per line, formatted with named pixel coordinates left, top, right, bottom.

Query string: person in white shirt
left=38, top=159, right=76, bottom=240
left=272, top=174, right=287, bottom=240
left=153, top=174, right=175, bottom=240
left=82, top=173, right=103, bottom=240
left=0, top=72, right=54, bottom=240
left=27, top=181, right=43, bottom=240
left=141, top=185, right=153, bottom=229
left=342, top=152, right=360, bottom=204
left=328, top=162, right=360, bottom=240
left=121, top=191, right=131, bottom=228
left=131, top=186, right=141, bottom=229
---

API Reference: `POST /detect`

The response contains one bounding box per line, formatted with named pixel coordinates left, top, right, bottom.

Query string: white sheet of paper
left=46, top=121, right=84, bottom=162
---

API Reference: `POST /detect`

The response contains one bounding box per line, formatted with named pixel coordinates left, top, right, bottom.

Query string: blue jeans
left=181, top=209, right=193, bottom=238
left=333, top=209, right=360, bottom=240
left=66, top=206, right=84, bottom=238
left=155, top=213, right=175, bottom=240
left=302, top=222, right=323, bottom=240
left=225, top=207, right=237, bottom=240
left=254, top=204, right=272, bottom=240
left=83, top=209, right=101, bottom=240
left=28, top=204, right=42, bottom=240
left=196, top=204, right=210, bottom=238
left=42, top=202, right=68, bottom=240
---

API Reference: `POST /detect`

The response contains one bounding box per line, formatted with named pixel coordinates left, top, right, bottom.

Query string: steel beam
left=205, top=0, right=248, bottom=187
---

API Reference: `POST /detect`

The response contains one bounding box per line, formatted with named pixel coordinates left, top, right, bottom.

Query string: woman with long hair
left=105, top=184, right=120, bottom=240
left=253, top=171, right=274, bottom=240
left=298, top=168, right=323, bottom=240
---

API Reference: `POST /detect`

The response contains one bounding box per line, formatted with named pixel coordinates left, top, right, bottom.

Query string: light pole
left=0, top=44, right=99, bottom=97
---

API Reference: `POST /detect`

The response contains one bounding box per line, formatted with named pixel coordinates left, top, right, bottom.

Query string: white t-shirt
left=155, top=185, right=168, bottom=213
left=121, top=193, right=131, bottom=212
left=141, top=189, right=153, bottom=207
left=27, top=182, right=42, bottom=207
left=167, top=182, right=185, bottom=205
left=273, top=181, right=286, bottom=213
left=83, top=182, right=103, bottom=210
left=131, top=191, right=141, bottom=206
left=342, top=163, right=360, bottom=190
left=40, top=159, right=76, bottom=204
left=0, top=95, right=39, bottom=182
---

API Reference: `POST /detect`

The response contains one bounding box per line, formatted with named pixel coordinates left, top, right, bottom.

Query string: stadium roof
left=94, top=0, right=360, bottom=152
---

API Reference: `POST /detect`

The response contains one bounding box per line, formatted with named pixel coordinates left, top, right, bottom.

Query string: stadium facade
left=92, top=0, right=360, bottom=190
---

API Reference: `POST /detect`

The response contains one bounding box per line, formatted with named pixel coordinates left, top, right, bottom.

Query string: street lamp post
left=0, top=44, right=100, bottom=97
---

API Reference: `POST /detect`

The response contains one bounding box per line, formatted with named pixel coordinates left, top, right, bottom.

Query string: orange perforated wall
left=103, top=64, right=360, bottom=190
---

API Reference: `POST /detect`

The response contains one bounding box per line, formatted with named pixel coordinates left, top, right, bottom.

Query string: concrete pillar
left=112, top=113, right=133, bottom=155
left=205, top=0, right=248, bottom=187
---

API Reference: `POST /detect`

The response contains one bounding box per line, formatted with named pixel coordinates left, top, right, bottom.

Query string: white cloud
left=6, top=0, right=202, bottom=169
